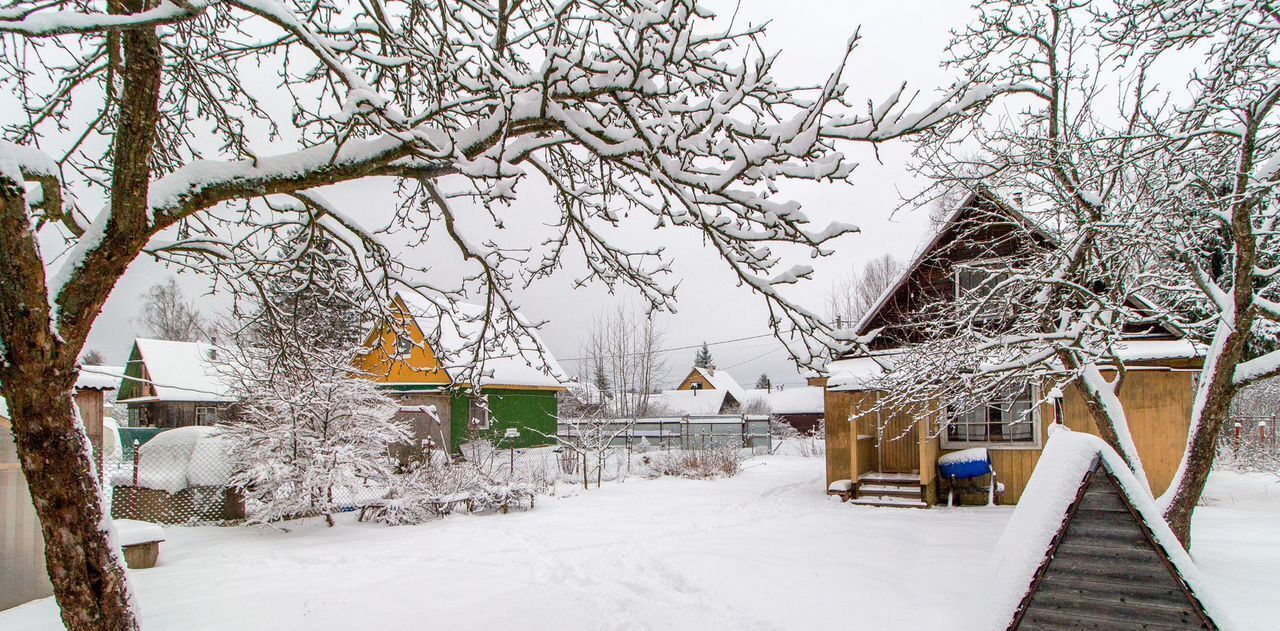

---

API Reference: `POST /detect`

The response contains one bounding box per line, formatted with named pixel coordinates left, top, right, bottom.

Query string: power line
left=558, top=329, right=797, bottom=363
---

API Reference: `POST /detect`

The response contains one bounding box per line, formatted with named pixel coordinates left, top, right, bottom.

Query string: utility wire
left=559, top=329, right=799, bottom=363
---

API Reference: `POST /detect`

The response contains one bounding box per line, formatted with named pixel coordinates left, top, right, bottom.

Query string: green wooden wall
left=449, top=388, right=558, bottom=452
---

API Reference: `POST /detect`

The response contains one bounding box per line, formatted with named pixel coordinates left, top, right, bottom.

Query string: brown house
left=822, top=189, right=1200, bottom=506
left=117, top=339, right=236, bottom=429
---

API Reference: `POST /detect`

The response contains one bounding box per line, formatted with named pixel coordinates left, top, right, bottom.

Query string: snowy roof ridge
left=120, top=338, right=236, bottom=403
left=692, top=366, right=748, bottom=402
left=978, top=431, right=1231, bottom=631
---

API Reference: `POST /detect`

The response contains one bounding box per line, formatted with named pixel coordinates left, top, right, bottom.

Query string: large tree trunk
left=6, top=372, right=138, bottom=630
left=0, top=1, right=162, bottom=625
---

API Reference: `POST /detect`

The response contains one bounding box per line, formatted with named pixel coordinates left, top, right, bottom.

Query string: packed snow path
left=3, top=456, right=1276, bottom=630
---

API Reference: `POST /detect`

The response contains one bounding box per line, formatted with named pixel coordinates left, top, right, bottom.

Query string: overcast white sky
left=77, top=1, right=978, bottom=388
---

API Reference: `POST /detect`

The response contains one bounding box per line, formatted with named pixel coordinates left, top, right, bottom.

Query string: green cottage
left=358, top=293, right=566, bottom=453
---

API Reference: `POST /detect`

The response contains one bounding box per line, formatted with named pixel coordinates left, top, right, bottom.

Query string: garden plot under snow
left=3, top=450, right=1276, bottom=630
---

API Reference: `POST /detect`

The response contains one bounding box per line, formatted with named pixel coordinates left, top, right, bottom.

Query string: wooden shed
left=983, top=432, right=1226, bottom=631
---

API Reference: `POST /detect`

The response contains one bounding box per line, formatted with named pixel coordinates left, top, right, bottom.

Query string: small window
left=468, top=396, right=490, bottom=430
left=955, top=261, right=1012, bottom=319
left=943, top=386, right=1039, bottom=449
left=127, top=407, right=142, bottom=427
left=195, top=405, right=218, bottom=426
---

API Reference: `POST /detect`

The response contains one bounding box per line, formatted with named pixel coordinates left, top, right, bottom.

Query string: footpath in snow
left=2, top=456, right=1276, bottom=630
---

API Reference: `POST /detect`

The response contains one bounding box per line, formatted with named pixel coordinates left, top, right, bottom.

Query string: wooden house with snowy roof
left=984, top=432, right=1224, bottom=630
left=822, top=188, right=1202, bottom=507
left=355, top=293, right=568, bottom=452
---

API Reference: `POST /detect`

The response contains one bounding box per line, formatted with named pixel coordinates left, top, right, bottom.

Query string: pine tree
left=755, top=374, right=772, bottom=391
left=694, top=342, right=714, bottom=369
left=243, top=229, right=370, bottom=359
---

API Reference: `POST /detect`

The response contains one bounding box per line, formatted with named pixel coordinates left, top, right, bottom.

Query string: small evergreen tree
left=80, top=350, right=106, bottom=366
left=694, top=342, right=714, bottom=369
left=755, top=373, right=772, bottom=391
left=242, top=228, right=370, bottom=358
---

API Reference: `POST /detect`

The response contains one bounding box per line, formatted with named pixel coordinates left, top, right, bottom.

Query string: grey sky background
left=76, top=1, right=977, bottom=387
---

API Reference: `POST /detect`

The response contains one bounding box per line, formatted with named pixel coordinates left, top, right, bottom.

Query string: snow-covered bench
left=114, top=519, right=165, bottom=569
left=827, top=479, right=854, bottom=502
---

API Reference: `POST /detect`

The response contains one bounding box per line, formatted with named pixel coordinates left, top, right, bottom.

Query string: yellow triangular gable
left=355, top=295, right=452, bottom=386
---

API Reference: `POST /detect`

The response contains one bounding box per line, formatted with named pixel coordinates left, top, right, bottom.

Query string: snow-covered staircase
left=851, top=473, right=927, bottom=508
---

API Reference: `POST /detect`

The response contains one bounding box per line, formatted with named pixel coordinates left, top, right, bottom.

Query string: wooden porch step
left=857, top=484, right=922, bottom=498
left=857, top=472, right=919, bottom=487
left=849, top=495, right=928, bottom=508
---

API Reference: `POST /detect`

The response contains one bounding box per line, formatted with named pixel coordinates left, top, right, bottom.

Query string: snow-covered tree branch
left=0, top=1, right=1007, bottom=627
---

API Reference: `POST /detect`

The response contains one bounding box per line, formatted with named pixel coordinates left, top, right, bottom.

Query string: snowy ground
left=3, top=455, right=1277, bottom=630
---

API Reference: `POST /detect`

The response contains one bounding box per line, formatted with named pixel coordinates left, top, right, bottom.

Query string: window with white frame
left=944, top=386, right=1039, bottom=448
left=468, top=395, right=490, bottom=430
left=195, top=405, right=218, bottom=426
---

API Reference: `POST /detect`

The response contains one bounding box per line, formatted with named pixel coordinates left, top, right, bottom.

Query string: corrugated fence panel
left=1, top=421, right=53, bottom=611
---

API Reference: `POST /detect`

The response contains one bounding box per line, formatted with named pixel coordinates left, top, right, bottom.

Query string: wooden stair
left=851, top=472, right=927, bottom=508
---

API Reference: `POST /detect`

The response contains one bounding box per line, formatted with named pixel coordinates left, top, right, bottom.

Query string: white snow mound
left=136, top=426, right=232, bottom=493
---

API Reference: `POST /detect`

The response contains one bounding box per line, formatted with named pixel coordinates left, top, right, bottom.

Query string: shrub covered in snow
left=219, top=348, right=409, bottom=526
left=366, top=442, right=548, bottom=525
left=644, top=443, right=748, bottom=480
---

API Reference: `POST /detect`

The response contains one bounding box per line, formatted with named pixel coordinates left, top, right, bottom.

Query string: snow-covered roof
left=76, top=365, right=126, bottom=390
left=690, top=366, right=749, bottom=402
left=741, top=386, right=825, bottom=414
left=655, top=389, right=730, bottom=416
left=119, top=339, right=235, bottom=403
left=825, top=355, right=890, bottom=391
left=978, top=432, right=1231, bottom=631
left=395, top=293, right=568, bottom=390
left=1110, top=339, right=1203, bottom=362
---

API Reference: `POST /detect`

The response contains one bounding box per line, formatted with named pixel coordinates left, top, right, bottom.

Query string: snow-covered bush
left=770, top=418, right=824, bottom=458
left=368, top=443, right=549, bottom=525
left=644, top=444, right=748, bottom=480
left=220, top=348, right=408, bottom=526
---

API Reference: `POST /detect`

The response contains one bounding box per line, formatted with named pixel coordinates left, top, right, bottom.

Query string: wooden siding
left=1013, top=463, right=1215, bottom=630
left=355, top=296, right=452, bottom=386
left=823, top=388, right=854, bottom=485
left=1061, top=368, right=1195, bottom=498
left=675, top=368, right=716, bottom=391
left=830, top=365, right=1195, bottom=504
left=127, top=400, right=231, bottom=430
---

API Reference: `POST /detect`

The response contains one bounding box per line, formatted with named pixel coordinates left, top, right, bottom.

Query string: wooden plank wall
left=925, top=367, right=1195, bottom=504
left=824, top=388, right=853, bottom=485
left=1061, top=368, right=1194, bottom=497
left=0, top=418, right=53, bottom=610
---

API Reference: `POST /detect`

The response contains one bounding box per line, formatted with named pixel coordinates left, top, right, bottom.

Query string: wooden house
left=822, top=189, right=1201, bottom=506
left=985, top=432, right=1224, bottom=630
left=659, top=366, right=825, bottom=431
left=356, top=293, right=568, bottom=453
left=116, top=339, right=236, bottom=429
